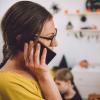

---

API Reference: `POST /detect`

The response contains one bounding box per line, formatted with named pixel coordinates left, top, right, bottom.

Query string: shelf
left=66, top=12, right=100, bottom=16
left=67, top=29, right=100, bottom=33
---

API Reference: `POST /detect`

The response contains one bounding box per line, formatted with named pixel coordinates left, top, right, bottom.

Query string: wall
left=0, top=0, right=100, bottom=68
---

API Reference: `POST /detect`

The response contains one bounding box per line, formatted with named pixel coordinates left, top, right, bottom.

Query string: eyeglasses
left=34, top=28, right=57, bottom=46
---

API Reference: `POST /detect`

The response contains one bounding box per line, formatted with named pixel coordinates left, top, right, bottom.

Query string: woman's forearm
left=38, top=73, right=62, bottom=100
left=24, top=42, right=62, bottom=99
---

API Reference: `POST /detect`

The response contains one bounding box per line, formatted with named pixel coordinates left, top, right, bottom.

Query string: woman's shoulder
left=0, top=70, right=30, bottom=88
left=0, top=70, right=41, bottom=93
left=0, top=71, right=12, bottom=92
left=0, top=71, right=10, bottom=82
left=0, top=70, right=36, bottom=84
left=0, top=70, right=15, bottom=84
left=0, top=70, right=43, bottom=99
left=0, top=70, right=40, bottom=89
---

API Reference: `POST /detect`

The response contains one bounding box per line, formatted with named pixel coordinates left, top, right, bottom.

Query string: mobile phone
left=38, top=41, right=56, bottom=64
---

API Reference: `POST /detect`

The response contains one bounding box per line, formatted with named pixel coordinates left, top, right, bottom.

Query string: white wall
left=0, top=0, right=100, bottom=68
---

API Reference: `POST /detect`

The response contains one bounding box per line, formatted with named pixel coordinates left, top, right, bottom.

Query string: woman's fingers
left=41, top=48, right=47, bottom=65
left=34, top=43, right=40, bottom=65
left=29, top=41, right=34, bottom=65
left=24, top=43, right=28, bottom=66
left=24, top=41, right=47, bottom=70
left=24, top=41, right=34, bottom=67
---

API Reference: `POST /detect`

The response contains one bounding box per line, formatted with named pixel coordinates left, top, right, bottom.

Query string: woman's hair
left=0, top=1, right=52, bottom=67
left=54, top=68, right=74, bottom=83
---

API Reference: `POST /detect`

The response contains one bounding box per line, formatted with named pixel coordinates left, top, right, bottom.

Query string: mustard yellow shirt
left=0, top=71, right=44, bottom=100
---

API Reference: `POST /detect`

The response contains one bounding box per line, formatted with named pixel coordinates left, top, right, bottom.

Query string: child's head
left=54, top=68, right=74, bottom=94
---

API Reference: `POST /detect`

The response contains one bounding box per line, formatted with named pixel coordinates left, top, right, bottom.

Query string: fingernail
left=30, top=41, right=33, bottom=44
left=37, top=43, right=40, bottom=49
left=25, top=43, right=28, bottom=47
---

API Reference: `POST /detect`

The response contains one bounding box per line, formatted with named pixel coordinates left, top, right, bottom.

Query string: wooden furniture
left=88, top=94, right=100, bottom=100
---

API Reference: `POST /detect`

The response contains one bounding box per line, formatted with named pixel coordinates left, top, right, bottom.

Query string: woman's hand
left=24, top=41, right=62, bottom=100
left=24, top=41, right=49, bottom=80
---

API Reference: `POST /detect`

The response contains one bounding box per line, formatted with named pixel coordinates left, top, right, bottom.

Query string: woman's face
left=38, top=19, right=57, bottom=49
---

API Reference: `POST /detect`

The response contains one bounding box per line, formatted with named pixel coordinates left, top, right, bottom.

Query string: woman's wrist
left=36, top=72, right=52, bottom=82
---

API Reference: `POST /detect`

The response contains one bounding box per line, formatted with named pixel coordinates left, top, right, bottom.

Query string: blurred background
left=0, top=0, right=100, bottom=99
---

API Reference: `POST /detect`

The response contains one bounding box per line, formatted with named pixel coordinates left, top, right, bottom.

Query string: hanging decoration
left=64, top=10, right=68, bottom=15
left=51, top=3, right=60, bottom=14
left=80, top=15, right=87, bottom=23
left=66, top=21, right=73, bottom=30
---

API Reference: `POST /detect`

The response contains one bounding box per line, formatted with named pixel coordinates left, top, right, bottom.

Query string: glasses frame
left=34, top=28, right=57, bottom=46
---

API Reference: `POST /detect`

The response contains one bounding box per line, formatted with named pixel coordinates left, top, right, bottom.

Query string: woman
left=0, top=1, right=62, bottom=100
left=54, top=68, right=82, bottom=100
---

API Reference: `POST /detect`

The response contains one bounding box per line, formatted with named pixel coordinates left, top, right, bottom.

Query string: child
left=54, top=68, right=82, bottom=100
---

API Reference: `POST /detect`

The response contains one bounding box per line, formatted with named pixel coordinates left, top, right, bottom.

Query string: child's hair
left=54, top=68, right=74, bottom=83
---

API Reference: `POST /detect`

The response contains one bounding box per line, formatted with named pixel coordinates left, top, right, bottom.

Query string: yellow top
left=0, top=71, right=44, bottom=100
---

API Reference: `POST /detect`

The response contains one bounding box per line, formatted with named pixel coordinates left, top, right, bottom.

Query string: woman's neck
left=1, top=52, right=26, bottom=71
left=0, top=54, right=35, bottom=80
